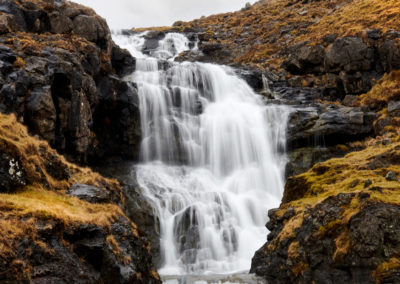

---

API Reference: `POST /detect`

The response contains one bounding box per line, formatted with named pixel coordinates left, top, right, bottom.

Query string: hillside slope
left=176, top=0, right=400, bottom=70
left=0, top=113, right=160, bottom=283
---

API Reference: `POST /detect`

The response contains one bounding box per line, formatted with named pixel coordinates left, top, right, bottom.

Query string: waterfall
left=113, top=32, right=290, bottom=276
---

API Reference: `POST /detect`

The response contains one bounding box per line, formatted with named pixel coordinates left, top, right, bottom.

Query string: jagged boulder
left=288, top=105, right=377, bottom=147
left=325, top=37, right=374, bottom=73
left=0, top=112, right=161, bottom=283
left=282, top=44, right=325, bottom=74
left=251, top=140, right=400, bottom=284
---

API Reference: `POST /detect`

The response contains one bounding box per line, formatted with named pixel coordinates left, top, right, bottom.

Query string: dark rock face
left=251, top=195, right=400, bottom=284
left=280, top=33, right=400, bottom=98
left=0, top=0, right=139, bottom=164
left=0, top=217, right=161, bottom=284
left=67, top=183, right=115, bottom=204
left=288, top=105, right=377, bottom=148
left=111, top=44, right=136, bottom=76
left=93, top=161, right=162, bottom=268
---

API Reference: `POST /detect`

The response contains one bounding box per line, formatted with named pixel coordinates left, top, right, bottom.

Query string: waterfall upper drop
left=113, top=31, right=290, bottom=275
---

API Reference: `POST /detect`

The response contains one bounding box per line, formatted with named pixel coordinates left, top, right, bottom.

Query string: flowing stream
left=113, top=31, right=290, bottom=279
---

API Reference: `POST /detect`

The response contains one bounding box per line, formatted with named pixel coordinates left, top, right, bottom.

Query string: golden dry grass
left=301, top=0, right=400, bottom=42
left=358, top=71, right=400, bottom=109
left=267, top=135, right=400, bottom=276
left=0, top=185, right=122, bottom=226
left=283, top=134, right=400, bottom=213
left=0, top=112, right=121, bottom=192
left=0, top=184, right=122, bottom=258
left=374, top=257, right=400, bottom=283
left=0, top=113, right=129, bottom=260
left=147, top=0, right=400, bottom=71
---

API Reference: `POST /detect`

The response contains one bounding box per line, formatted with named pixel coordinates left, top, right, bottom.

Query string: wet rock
left=251, top=197, right=400, bottom=284
left=91, top=76, right=141, bottom=162
left=111, top=44, right=136, bottom=76
left=94, top=161, right=162, bottom=268
left=288, top=105, right=376, bottom=148
left=386, top=170, right=398, bottom=181
left=142, top=31, right=165, bottom=53
left=0, top=0, right=142, bottom=164
left=366, top=28, right=381, bottom=40
left=234, top=68, right=265, bottom=91
left=67, top=183, right=113, bottom=204
left=285, top=146, right=349, bottom=177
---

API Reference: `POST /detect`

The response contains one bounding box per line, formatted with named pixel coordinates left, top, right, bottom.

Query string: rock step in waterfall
left=113, top=31, right=290, bottom=276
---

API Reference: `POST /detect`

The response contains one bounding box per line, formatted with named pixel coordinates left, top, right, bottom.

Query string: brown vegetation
left=0, top=113, right=121, bottom=192
left=153, top=0, right=400, bottom=71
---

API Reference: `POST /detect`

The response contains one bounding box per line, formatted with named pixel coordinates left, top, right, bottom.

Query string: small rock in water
left=386, top=170, right=399, bottom=181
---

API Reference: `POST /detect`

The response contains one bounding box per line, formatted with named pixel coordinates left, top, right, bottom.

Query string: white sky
left=73, top=0, right=257, bottom=29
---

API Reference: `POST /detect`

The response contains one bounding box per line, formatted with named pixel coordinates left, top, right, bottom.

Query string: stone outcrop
left=281, top=33, right=400, bottom=99
left=93, top=161, right=162, bottom=268
left=0, top=0, right=140, bottom=164
left=251, top=138, right=400, bottom=284
left=0, top=112, right=161, bottom=283
left=2, top=216, right=161, bottom=283
left=288, top=105, right=376, bottom=148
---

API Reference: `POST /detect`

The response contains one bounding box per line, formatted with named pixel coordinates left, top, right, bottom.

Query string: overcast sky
left=73, top=0, right=257, bottom=29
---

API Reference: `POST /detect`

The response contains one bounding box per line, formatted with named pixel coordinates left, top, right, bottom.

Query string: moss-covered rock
left=251, top=134, right=400, bottom=284
left=0, top=113, right=160, bottom=283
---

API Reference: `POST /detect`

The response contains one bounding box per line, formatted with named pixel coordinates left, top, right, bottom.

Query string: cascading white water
left=113, top=32, right=290, bottom=276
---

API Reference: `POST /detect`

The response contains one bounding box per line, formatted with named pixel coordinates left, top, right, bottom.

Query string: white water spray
left=113, top=32, right=290, bottom=276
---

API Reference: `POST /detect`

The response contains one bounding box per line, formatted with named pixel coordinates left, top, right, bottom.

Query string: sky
left=73, top=0, right=257, bottom=29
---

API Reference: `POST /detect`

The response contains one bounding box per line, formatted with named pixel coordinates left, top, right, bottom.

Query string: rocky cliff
left=251, top=133, right=400, bottom=283
left=0, top=0, right=161, bottom=282
left=0, top=112, right=160, bottom=283
left=0, top=0, right=140, bottom=164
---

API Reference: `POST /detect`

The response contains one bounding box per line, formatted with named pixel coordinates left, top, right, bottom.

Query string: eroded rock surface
left=0, top=0, right=140, bottom=164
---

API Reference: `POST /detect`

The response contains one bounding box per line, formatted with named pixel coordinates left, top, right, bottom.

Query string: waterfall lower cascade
left=113, top=32, right=290, bottom=276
